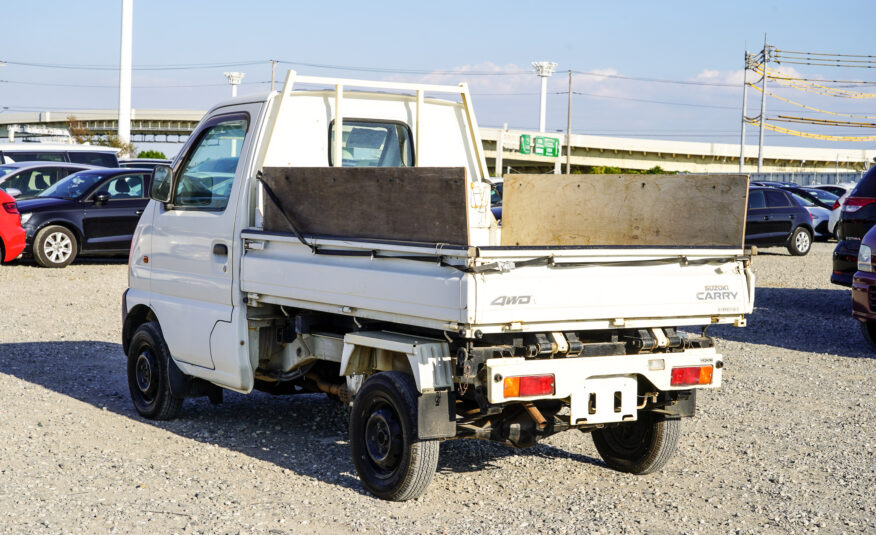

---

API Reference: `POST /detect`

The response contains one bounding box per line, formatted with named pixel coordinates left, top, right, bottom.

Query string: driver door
left=148, top=109, right=255, bottom=376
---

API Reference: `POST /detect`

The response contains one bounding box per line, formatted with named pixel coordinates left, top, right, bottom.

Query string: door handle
left=763, top=216, right=770, bottom=220
left=788, top=215, right=794, bottom=219
left=135, top=210, right=143, bottom=215
left=213, top=243, right=228, bottom=256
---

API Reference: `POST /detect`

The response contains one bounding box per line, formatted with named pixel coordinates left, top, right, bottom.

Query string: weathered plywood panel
left=260, top=166, right=469, bottom=245
left=500, top=174, right=749, bottom=247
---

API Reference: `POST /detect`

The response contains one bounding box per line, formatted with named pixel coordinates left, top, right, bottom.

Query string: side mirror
left=6, top=188, right=21, bottom=198
left=150, top=165, right=173, bottom=203
left=93, top=193, right=110, bottom=206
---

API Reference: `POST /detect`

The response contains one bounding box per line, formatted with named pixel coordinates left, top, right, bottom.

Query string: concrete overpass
left=0, top=109, right=872, bottom=174
left=0, top=109, right=203, bottom=143
left=480, top=127, right=876, bottom=176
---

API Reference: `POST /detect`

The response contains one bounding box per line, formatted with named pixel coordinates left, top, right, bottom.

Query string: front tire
left=349, top=372, right=439, bottom=501
left=127, top=322, right=183, bottom=420
left=591, top=412, right=681, bottom=474
left=34, top=225, right=77, bottom=268
left=787, top=226, right=812, bottom=256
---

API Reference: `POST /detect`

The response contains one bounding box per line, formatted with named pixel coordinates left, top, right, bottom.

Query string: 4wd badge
left=491, top=295, right=532, bottom=306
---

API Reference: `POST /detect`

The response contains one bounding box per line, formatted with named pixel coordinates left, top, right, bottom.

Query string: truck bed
left=240, top=230, right=754, bottom=335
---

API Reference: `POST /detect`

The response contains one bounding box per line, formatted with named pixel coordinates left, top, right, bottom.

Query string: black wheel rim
left=362, top=397, right=404, bottom=479
left=603, top=415, right=654, bottom=457
left=134, top=348, right=159, bottom=405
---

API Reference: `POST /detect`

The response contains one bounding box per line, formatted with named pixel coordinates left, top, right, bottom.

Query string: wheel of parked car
left=590, top=412, right=681, bottom=474
left=786, top=226, right=812, bottom=256
left=33, top=225, right=78, bottom=268
left=127, top=322, right=183, bottom=420
left=349, top=371, right=439, bottom=501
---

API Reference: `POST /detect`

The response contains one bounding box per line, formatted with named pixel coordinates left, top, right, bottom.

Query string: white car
left=816, top=184, right=857, bottom=238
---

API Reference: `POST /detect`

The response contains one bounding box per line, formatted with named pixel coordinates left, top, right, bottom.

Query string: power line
left=0, top=79, right=270, bottom=89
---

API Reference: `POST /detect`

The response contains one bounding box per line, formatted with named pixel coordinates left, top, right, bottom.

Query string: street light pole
left=224, top=72, right=245, bottom=97
left=117, top=0, right=133, bottom=150
left=532, top=61, right=557, bottom=133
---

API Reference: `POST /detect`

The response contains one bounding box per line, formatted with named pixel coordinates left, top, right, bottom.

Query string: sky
left=2, top=0, right=875, bottom=158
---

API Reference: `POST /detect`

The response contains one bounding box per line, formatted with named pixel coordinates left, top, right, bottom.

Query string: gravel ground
left=1, top=243, right=874, bottom=534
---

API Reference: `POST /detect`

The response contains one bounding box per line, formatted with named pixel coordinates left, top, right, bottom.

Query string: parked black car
left=745, top=186, right=814, bottom=255
left=17, top=168, right=152, bottom=267
left=832, top=166, right=876, bottom=286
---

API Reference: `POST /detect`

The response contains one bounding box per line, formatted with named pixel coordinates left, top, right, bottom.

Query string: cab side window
left=173, top=117, right=248, bottom=211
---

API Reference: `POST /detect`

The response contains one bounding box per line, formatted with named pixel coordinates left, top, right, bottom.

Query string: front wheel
left=591, top=412, right=681, bottom=474
left=34, top=225, right=78, bottom=268
left=127, top=322, right=183, bottom=420
left=349, top=372, right=439, bottom=501
left=787, top=226, right=812, bottom=256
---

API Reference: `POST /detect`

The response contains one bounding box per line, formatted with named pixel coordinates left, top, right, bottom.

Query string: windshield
left=791, top=192, right=815, bottom=207
left=39, top=172, right=105, bottom=199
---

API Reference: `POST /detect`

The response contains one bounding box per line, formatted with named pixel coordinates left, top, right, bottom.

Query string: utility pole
left=739, top=50, right=750, bottom=173
left=224, top=72, right=245, bottom=97
left=270, top=60, right=278, bottom=91
left=117, top=0, right=133, bottom=151
left=532, top=61, right=557, bottom=133
left=566, top=70, right=572, bottom=174
left=757, top=34, right=769, bottom=172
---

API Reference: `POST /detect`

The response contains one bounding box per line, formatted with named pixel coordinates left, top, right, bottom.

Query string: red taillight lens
left=832, top=201, right=841, bottom=210
left=842, top=197, right=876, bottom=213
left=670, top=366, right=713, bottom=386
left=503, top=374, right=555, bottom=397
left=2, top=201, right=17, bottom=214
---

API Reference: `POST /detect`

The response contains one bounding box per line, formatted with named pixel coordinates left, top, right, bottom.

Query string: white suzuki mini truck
left=122, top=71, right=754, bottom=501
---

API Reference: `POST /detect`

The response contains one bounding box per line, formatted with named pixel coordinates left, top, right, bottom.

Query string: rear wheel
left=349, top=372, right=439, bottom=501
left=787, top=226, right=812, bottom=256
left=591, top=412, right=681, bottom=474
left=127, top=322, right=183, bottom=420
left=34, top=225, right=77, bottom=268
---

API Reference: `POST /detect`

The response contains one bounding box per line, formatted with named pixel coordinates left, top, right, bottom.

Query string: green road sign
left=534, top=136, right=560, bottom=158
left=519, top=134, right=531, bottom=155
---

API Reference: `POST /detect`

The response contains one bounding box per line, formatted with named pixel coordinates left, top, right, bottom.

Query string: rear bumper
left=1, top=225, right=26, bottom=262
left=484, top=347, right=721, bottom=425
left=832, top=240, right=859, bottom=287
left=852, top=271, right=876, bottom=321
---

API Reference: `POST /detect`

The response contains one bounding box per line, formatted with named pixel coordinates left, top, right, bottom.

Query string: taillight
left=2, top=202, right=17, bottom=214
left=832, top=201, right=840, bottom=210
left=842, top=197, right=876, bottom=213
left=670, top=366, right=713, bottom=386
left=503, top=374, right=555, bottom=397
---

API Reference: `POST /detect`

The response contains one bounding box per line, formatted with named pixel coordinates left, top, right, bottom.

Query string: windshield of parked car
left=790, top=192, right=816, bottom=207
left=38, top=172, right=105, bottom=199
left=804, top=188, right=838, bottom=204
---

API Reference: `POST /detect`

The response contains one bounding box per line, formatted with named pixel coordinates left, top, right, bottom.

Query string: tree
left=65, top=115, right=137, bottom=157
left=137, top=149, right=167, bottom=159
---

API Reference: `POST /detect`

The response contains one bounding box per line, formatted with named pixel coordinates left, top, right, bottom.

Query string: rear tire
left=34, top=225, right=77, bottom=268
left=127, top=322, right=183, bottom=420
left=349, top=372, right=439, bottom=501
left=591, top=412, right=681, bottom=474
left=787, top=226, right=812, bottom=256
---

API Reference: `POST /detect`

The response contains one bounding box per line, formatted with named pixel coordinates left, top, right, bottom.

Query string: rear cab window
left=328, top=120, right=414, bottom=167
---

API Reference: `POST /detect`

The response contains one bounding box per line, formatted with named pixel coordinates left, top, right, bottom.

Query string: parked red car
left=0, top=188, right=26, bottom=262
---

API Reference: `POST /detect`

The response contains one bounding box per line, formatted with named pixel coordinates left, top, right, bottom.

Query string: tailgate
left=471, top=248, right=754, bottom=332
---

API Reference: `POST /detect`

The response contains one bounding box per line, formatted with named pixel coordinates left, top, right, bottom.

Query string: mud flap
left=417, top=391, right=456, bottom=439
